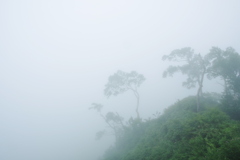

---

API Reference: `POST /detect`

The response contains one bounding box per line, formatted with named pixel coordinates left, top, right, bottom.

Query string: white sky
left=1, top=0, right=240, bottom=160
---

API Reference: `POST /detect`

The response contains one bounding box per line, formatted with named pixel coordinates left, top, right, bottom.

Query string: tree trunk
left=196, top=86, right=201, bottom=112
left=133, top=90, right=140, bottom=119
left=196, top=69, right=205, bottom=112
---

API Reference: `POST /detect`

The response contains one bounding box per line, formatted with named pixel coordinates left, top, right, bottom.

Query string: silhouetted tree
left=104, top=70, right=145, bottom=119
left=206, top=47, right=240, bottom=97
left=206, top=47, right=240, bottom=120
left=89, top=103, right=125, bottom=140
left=162, top=47, right=209, bottom=112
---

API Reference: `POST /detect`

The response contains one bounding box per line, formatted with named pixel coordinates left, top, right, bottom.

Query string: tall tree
left=104, top=70, right=145, bottom=119
left=206, top=47, right=240, bottom=97
left=206, top=47, right=240, bottom=120
left=162, top=47, right=209, bottom=112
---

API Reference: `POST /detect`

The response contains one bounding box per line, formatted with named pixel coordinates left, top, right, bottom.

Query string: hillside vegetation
left=97, top=47, right=240, bottom=160
left=101, top=95, right=240, bottom=160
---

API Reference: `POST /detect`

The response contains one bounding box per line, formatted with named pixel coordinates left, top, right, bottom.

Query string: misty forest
left=93, top=47, right=240, bottom=160
left=1, top=1, right=240, bottom=160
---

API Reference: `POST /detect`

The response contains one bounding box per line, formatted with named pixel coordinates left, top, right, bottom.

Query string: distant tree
left=162, top=47, right=209, bottom=112
left=206, top=47, right=240, bottom=120
left=89, top=103, right=125, bottom=140
left=104, top=70, right=145, bottom=119
left=206, top=47, right=240, bottom=97
left=89, top=103, right=103, bottom=112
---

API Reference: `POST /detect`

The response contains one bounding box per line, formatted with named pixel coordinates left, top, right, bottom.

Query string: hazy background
left=1, top=0, right=240, bottom=159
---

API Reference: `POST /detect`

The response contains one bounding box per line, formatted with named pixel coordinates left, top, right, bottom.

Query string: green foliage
left=220, top=94, right=240, bottom=121
left=98, top=47, right=240, bottom=159
left=100, top=96, right=240, bottom=160
left=206, top=47, right=240, bottom=120
left=102, top=118, right=147, bottom=160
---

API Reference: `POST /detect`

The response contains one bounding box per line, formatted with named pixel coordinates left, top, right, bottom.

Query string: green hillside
left=101, top=95, right=240, bottom=160
left=97, top=47, right=240, bottom=160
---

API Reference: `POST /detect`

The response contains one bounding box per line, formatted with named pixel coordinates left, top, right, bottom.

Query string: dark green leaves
left=101, top=96, right=240, bottom=160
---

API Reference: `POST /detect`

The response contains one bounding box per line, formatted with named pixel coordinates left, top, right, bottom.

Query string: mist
left=1, top=1, right=240, bottom=159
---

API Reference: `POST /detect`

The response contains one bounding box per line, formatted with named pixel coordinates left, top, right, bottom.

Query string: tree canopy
left=162, top=47, right=209, bottom=112
left=162, top=46, right=240, bottom=113
left=104, top=70, right=145, bottom=119
left=206, top=47, right=240, bottom=120
left=207, top=47, right=240, bottom=97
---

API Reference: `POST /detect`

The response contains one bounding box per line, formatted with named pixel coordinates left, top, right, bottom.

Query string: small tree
left=104, top=70, right=145, bottom=119
left=89, top=103, right=125, bottom=140
left=162, top=47, right=209, bottom=112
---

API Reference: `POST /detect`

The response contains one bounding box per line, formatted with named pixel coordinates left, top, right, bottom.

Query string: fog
left=1, top=1, right=240, bottom=159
